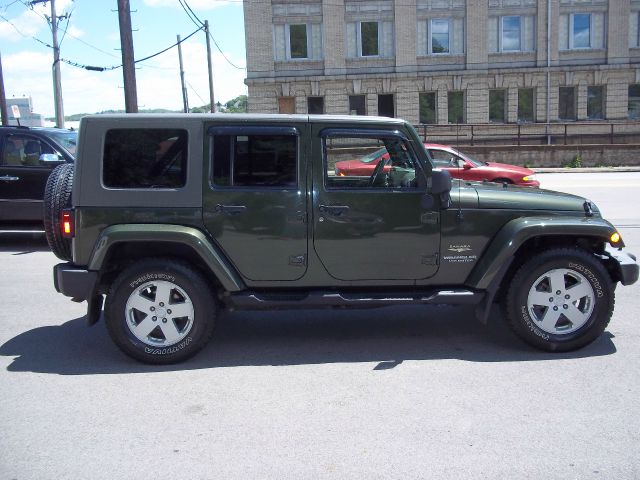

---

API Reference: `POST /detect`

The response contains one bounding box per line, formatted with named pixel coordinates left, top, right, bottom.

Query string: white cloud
left=65, top=24, right=84, bottom=38
left=143, top=0, right=232, bottom=11
left=0, top=9, right=44, bottom=42
left=3, top=37, right=247, bottom=117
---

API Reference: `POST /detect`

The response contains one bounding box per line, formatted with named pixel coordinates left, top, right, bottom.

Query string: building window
left=587, top=86, right=604, bottom=120
left=278, top=97, right=295, bottom=114
left=558, top=87, right=576, bottom=121
left=274, top=23, right=322, bottom=61
left=501, top=16, right=521, bottom=52
left=308, top=97, right=324, bottom=114
left=347, top=20, right=393, bottom=58
left=628, top=85, right=640, bottom=119
left=431, top=18, right=450, bottom=54
left=518, top=88, right=535, bottom=123
left=448, top=91, right=465, bottom=123
left=489, top=90, right=507, bottom=123
left=361, top=21, right=379, bottom=56
left=288, top=24, right=308, bottom=59
left=419, top=92, right=437, bottom=124
left=489, top=15, right=534, bottom=53
left=570, top=13, right=591, bottom=49
left=378, top=94, right=394, bottom=117
left=349, top=95, right=366, bottom=115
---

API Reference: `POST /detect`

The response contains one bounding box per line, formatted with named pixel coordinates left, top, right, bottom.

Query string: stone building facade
left=244, top=0, right=640, bottom=124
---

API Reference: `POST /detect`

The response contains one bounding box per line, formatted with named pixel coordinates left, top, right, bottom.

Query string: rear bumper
left=604, top=246, right=639, bottom=286
left=53, top=263, right=98, bottom=301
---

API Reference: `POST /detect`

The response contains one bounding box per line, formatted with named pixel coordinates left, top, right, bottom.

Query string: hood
left=484, top=162, right=535, bottom=175
left=471, top=181, right=598, bottom=213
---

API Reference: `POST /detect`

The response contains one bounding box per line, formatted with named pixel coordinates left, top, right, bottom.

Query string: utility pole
left=30, top=0, right=65, bottom=127
left=50, top=0, right=64, bottom=127
left=177, top=35, right=189, bottom=113
left=204, top=20, right=215, bottom=113
left=117, top=0, right=138, bottom=113
left=0, top=51, right=8, bottom=126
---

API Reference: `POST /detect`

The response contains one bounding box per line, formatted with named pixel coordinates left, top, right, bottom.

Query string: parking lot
left=1, top=172, right=639, bottom=479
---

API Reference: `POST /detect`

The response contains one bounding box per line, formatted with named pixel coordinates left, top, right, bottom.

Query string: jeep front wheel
left=505, top=248, right=614, bottom=352
left=105, top=259, right=216, bottom=364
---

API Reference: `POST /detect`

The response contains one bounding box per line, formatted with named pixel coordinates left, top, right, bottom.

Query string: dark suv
left=46, top=114, right=638, bottom=364
left=0, top=125, right=76, bottom=226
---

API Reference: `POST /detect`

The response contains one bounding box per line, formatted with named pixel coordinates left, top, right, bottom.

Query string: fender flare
left=87, top=224, right=245, bottom=292
left=466, top=215, right=618, bottom=290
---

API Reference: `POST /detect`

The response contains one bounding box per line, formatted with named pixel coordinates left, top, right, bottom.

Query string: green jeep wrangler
left=46, top=114, right=638, bottom=364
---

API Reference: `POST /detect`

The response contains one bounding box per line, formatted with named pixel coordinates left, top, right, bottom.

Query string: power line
left=178, top=0, right=246, bottom=70
left=60, top=25, right=203, bottom=71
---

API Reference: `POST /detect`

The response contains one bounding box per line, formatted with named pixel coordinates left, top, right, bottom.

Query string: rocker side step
left=224, top=289, right=484, bottom=310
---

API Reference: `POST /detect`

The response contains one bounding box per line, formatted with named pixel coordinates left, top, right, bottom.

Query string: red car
left=334, top=143, right=540, bottom=187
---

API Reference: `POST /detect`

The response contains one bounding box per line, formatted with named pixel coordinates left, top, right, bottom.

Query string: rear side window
left=103, top=129, right=188, bottom=189
left=211, top=134, right=297, bottom=188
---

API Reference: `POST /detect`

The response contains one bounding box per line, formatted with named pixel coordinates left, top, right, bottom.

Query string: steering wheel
left=369, top=159, right=386, bottom=187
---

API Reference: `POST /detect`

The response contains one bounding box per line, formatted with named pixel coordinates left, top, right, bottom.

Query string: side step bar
left=224, top=289, right=484, bottom=310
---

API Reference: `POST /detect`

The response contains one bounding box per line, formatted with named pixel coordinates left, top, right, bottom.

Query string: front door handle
left=319, top=205, right=349, bottom=216
left=0, top=175, right=19, bottom=182
left=214, top=204, right=247, bottom=215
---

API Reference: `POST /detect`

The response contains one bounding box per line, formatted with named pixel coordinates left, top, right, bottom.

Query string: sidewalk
left=534, top=166, right=640, bottom=173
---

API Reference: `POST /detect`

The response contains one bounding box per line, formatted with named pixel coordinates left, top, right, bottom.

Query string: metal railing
left=414, top=121, right=640, bottom=147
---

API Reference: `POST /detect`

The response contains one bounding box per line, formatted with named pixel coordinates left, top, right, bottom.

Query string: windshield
left=456, top=149, right=483, bottom=167
left=48, top=131, right=78, bottom=156
left=361, top=147, right=387, bottom=163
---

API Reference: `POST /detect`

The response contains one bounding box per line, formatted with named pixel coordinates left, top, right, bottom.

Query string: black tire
left=492, top=178, right=513, bottom=184
left=505, top=248, right=614, bottom=352
left=43, top=163, right=74, bottom=261
left=105, top=259, right=217, bottom=364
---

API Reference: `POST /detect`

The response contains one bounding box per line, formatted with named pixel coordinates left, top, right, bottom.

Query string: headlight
left=522, top=175, right=537, bottom=182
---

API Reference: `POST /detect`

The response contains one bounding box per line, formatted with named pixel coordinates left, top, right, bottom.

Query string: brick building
left=243, top=0, right=640, bottom=125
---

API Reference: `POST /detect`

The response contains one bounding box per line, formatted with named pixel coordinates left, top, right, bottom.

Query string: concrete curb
left=534, top=166, right=640, bottom=173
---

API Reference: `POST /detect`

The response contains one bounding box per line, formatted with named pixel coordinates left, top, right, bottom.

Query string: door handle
left=0, top=175, right=19, bottom=182
left=214, top=204, right=247, bottom=215
left=319, top=205, right=349, bottom=216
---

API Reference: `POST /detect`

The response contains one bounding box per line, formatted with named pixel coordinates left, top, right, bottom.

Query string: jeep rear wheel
left=506, top=248, right=614, bottom=352
left=105, top=259, right=217, bottom=364
left=43, top=163, right=74, bottom=261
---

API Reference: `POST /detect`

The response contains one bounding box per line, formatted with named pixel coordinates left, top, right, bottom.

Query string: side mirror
left=431, top=169, right=452, bottom=195
left=39, top=153, right=64, bottom=164
left=430, top=169, right=453, bottom=210
left=463, top=162, right=472, bottom=170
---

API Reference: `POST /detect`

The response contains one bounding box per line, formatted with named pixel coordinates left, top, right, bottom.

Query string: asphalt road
left=1, top=172, right=639, bottom=480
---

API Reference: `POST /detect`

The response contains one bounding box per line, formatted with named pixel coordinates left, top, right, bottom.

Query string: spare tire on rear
left=44, top=163, right=74, bottom=261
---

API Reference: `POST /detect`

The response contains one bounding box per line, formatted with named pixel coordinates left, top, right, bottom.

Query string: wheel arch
left=88, top=224, right=245, bottom=294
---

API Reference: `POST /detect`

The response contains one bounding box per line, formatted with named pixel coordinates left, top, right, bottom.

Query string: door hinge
left=287, top=212, right=307, bottom=224
left=422, top=253, right=439, bottom=266
left=289, top=254, right=306, bottom=266
left=420, top=212, right=439, bottom=225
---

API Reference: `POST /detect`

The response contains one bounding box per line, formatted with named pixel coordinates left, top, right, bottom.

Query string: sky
left=0, top=0, right=247, bottom=117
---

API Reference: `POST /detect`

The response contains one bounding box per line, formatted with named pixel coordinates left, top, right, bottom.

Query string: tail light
left=61, top=209, right=75, bottom=238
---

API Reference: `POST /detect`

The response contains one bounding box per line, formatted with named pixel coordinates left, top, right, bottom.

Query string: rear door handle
left=0, top=176, right=19, bottom=182
left=319, top=205, right=349, bottom=216
left=214, top=204, right=247, bottom=215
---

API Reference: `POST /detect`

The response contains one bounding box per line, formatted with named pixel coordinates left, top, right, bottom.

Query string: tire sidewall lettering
left=520, top=305, right=550, bottom=341
left=144, top=336, right=193, bottom=355
left=130, top=272, right=177, bottom=289
left=567, top=262, right=604, bottom=298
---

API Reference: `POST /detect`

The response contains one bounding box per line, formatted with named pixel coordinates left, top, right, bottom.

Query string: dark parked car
left=0, top=126, right=76, bottom=226
left=334, top=143, right=540, bottom=187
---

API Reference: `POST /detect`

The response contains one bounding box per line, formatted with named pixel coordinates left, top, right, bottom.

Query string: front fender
left=88, top=224, right=245, bottom=292
left=466, top=216, right=618, bottom=290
